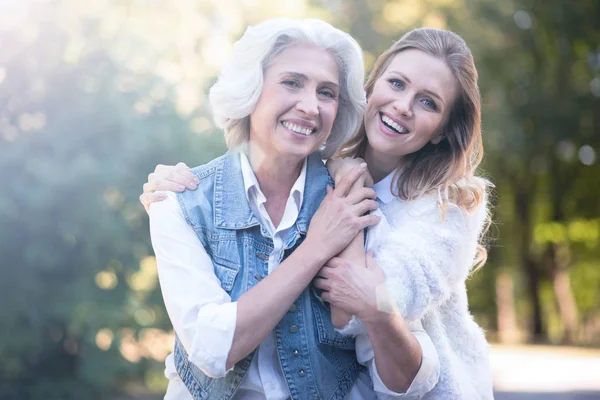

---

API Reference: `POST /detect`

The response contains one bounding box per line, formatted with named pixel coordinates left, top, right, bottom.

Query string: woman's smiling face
left=248, top=43, right=340, bottom=163
left=364, top=49, right=459, bottom=173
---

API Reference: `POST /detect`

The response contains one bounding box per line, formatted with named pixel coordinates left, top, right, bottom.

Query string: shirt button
left=289, top=304, right=297, bottom=312
left=289, top=325, right=299, bottom=333
left=298, top=369, right=306, bottom=377
left=292, top=349, right=300, bottom=357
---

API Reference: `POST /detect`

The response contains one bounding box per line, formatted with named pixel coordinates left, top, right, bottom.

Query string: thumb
left=365, top=251, right=377, bottom=269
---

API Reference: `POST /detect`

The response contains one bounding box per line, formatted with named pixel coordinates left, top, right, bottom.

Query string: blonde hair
left=339, top=28, right=491, bottom=270
left=209, top=18, right=366, bottom=159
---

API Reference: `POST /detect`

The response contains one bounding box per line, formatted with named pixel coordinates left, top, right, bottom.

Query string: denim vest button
left=298, top=369, right=306, bottom=377
left=289, top=325, right=299, bottom=333
left=292, top=349, right=300, bottom=357
left=254, top=274, right=262, bottom=281
left=289, top=304, right=297, bottom=312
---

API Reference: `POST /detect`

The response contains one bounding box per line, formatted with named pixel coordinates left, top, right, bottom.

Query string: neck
left=247, top=144, right=304, bottom=199
left=364, top=145, right=403, bottom=184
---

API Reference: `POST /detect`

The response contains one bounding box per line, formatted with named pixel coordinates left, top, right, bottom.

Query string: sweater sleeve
left=376, top=195, right=488, bottom=322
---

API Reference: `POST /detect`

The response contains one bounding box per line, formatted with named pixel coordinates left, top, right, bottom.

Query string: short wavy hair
left=209, top=18, right=366, bottom=159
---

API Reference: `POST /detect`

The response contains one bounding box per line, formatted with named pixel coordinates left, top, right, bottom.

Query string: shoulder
left=148, top=191, right=187, bottom=235
left=188, top=152, right=231, bottom=181
left=386, top=192, right=488, bottom=236
left=176, top=152, right=238, bottom=226
left=149, top=191, right=181, bottom=217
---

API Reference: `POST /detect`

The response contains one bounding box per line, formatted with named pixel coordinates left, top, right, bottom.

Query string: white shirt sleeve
left=149, top=192, right=237, bottom=378
left=355, top=319, right=440, bottom=398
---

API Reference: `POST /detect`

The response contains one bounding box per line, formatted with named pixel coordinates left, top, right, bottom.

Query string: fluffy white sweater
left=339, top=194, right=494, bottom=399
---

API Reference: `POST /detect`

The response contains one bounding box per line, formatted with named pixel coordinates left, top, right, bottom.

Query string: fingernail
left=189, top=180, right=198, bottom=188
left=176, top=184, right=186, bottom=191
left=359, top=162, right=367, bottom=169
left=194, top=177, right=200, bottom=184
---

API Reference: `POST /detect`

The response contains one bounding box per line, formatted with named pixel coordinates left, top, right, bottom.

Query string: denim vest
left=173, top=151, right=361, bottom=400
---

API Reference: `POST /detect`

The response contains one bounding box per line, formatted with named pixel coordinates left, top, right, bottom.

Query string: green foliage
left=0, top=2, right=225, bottom=398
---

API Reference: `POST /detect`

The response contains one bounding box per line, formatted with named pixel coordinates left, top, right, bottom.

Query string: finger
left=365, top=251, right=377, bottom=270
left=316, top=266, right=335, bottom=279
left=313, top=278, right=331, bottom=291
left=153, top=164, right=196, bottom=187
left=352, top=199, right=379, bottom=216
left=321, top=290, right=332, bottom=303
left=144, top=180, right=184, bottom=193
left=355, top=214, right=382, bottom=231
left=139, top=192, right=167, bottom=209
left=167, top=171, right=198, bottom=190
left=332, top=163, right=367, bottom=198
left=154, top=164, right=167, bottom=173
left=155, top=180, right=187, bottom=192
left=175, top=162, right=200, bottom=184
left=364, top=171, right=375, bottom=188
left=325, top=257, right=346, bottom=269
left=139, top=194, right=149, bottom=213
left=346, top=187, right=377, bottom=205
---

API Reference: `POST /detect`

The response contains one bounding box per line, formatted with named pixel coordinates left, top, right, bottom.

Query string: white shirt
left=149, top=155, right=439, bottom=400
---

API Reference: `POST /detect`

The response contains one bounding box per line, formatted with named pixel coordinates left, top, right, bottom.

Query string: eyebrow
left=279, top=71, right=339, bottom=88
left=389, top=71, right=445, bottom=106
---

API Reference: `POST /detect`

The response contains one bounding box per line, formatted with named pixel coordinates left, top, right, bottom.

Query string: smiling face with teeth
left=363, top=49, right=458, bottom=174
left=248, top=43, right=340, bottom=165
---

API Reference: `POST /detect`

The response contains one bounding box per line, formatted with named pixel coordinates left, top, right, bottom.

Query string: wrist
left=359, top=283, right=397, bottom=326
left=297, top=237, right=329, bottom=270
left=361, top=306, right=397, bottom=329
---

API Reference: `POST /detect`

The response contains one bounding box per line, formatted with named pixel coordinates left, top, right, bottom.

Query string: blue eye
left=421, top=98, right=438, bottom=111
left=390, top=79, right=404, bottom=89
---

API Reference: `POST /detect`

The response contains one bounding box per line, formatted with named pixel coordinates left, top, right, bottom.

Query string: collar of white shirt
left=239, top=152, right=308, bottom=213
left=372, top=169, right=400, bottom=205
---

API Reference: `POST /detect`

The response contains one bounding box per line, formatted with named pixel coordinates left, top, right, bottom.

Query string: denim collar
left=214, top=150, right=333, bottom=235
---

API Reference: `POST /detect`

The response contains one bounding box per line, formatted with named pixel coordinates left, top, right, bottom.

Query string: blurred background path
left=492, top=345, right=600, bottom=399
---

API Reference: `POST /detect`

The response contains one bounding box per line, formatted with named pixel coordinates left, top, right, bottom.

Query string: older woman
left=147, top=19, right=439, bottom=400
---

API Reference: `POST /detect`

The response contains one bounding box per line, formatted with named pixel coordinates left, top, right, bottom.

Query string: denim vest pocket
left=310, top=289, right=355, bottom=350
left=212, top=257, right=239, bottom=294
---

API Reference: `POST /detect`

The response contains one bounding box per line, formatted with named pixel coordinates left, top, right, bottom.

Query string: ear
left=430, top=133, right=444, bottom=145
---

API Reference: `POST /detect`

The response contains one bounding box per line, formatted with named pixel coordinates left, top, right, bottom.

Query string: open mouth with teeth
left=380, top=113, right=409, bottom=134
left=282, top=121, right=316, bottom=136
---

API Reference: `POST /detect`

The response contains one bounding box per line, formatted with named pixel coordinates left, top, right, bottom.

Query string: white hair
left=208, top=18, right=366, bottom=159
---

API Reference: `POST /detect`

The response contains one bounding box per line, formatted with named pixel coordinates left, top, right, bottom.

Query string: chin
left=277, top=145, right=313, bottom=160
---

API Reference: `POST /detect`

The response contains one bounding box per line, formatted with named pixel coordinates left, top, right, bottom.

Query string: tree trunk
left=548, top=243, right=579, bottom=344
left=496, top=271, right=519, bottom=343
left=515, top=189, right=545, bottom=340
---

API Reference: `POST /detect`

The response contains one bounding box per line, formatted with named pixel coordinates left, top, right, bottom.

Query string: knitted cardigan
left=339, top=194, right=494, bottom=399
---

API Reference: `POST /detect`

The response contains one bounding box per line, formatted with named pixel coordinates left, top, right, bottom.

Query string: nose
left=392, top=93, right=413, bottom=118
left=295, top=92, right=319, bottom=118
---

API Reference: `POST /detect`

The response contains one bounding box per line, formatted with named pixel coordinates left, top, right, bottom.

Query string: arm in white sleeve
left=356, top=319, right=440, bottom=398
left=149, top=191, right=237, bottom=378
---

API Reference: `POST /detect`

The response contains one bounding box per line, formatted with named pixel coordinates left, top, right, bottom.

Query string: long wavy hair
left=338, top=28, right=491, bottom=269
